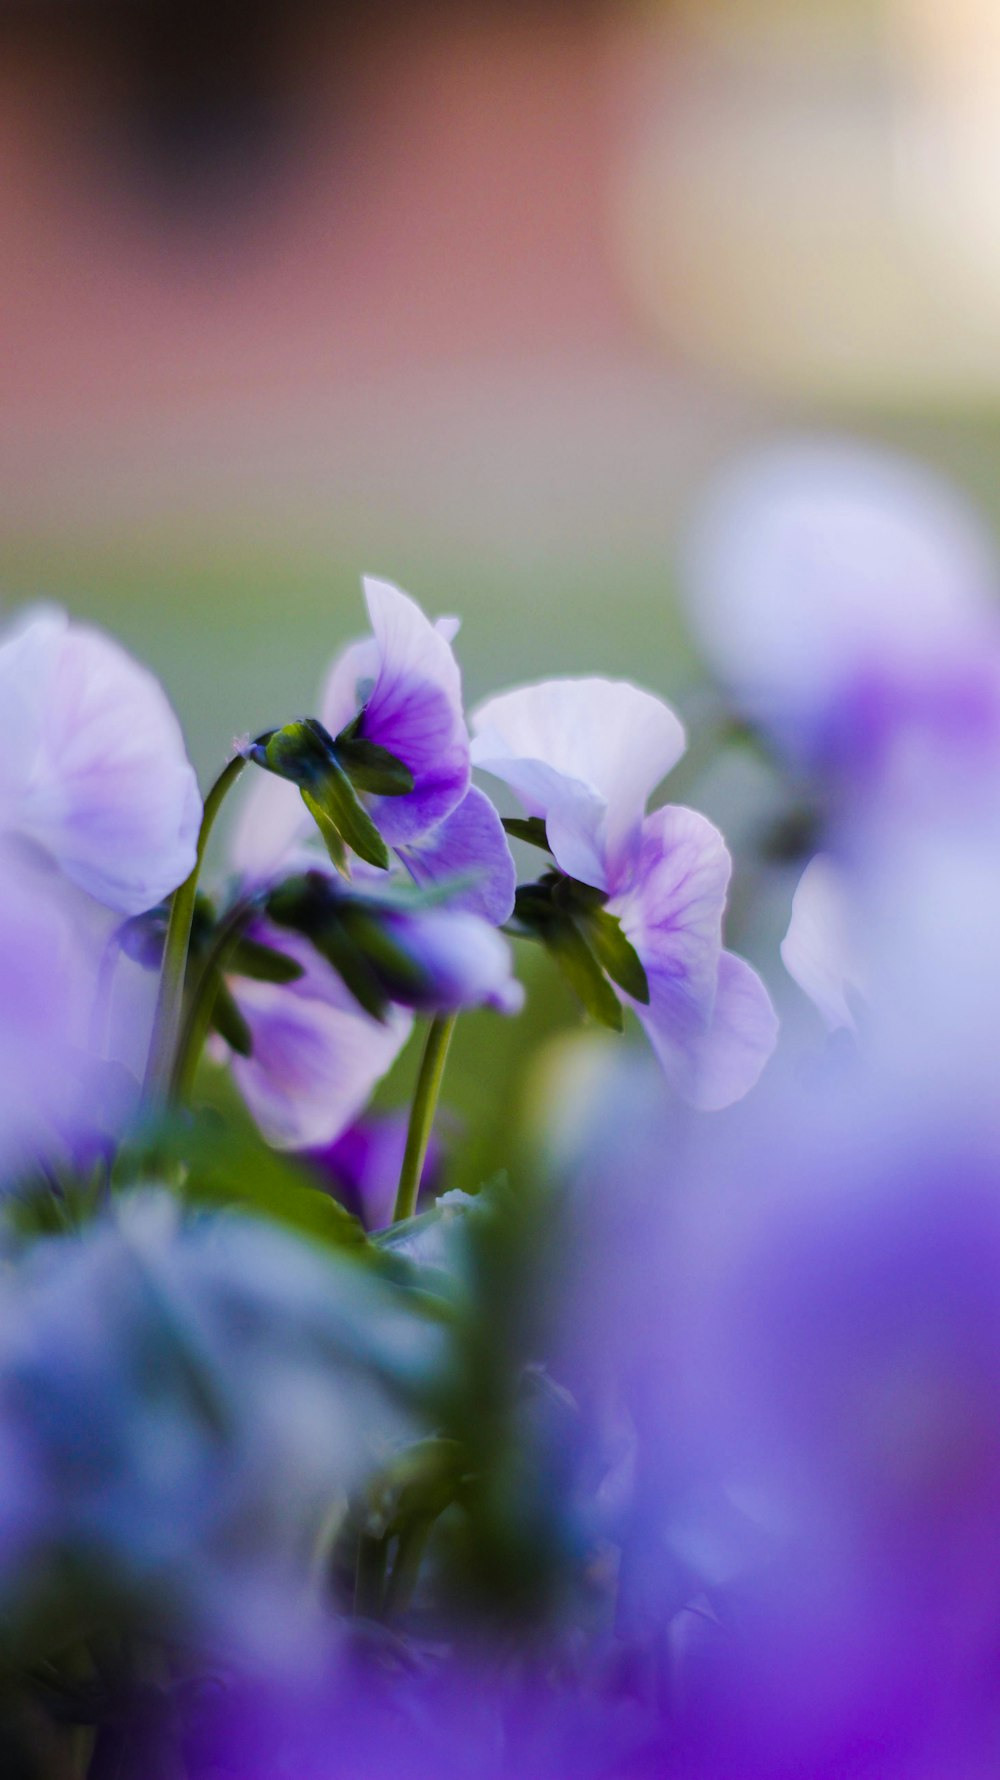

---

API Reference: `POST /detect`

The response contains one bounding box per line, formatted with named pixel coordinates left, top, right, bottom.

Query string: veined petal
left=0, top=609, right=201, bottom=915
left=326, top=577, right=470, bottom=845
left=398, top=786, right=517, bottom=925
left=610, top=805, right=776, bottom=1107
left=611, top=805, right=732, bottom=1007
left=674, top=950, right=778, bottom=1110
left=227, top=927, right=411, bottom=1150
left=471, top=677, right=685, bottom=886
left=781, top=854, right=861, bottom=1033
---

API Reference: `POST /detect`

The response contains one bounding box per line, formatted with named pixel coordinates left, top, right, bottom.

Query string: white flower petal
left=472, top=677, right=685, bottom=884
left=780, top=854, right=861, bottom=1033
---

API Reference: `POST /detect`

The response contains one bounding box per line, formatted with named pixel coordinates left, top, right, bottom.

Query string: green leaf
left=544, top=915, right=624, bottom=1031
left=575, top=906, right=649, bottom=1004
left=226, top=936, right=305, bottom=985
left=334, top=734, right=415, bottom=797
left=152, top=1115, right=373, bottom=1255
left=210, top=978, right=254, bottom=1056
left=501, top=816, right=551, bottom=851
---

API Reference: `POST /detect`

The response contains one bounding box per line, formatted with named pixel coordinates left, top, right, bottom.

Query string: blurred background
left=9, top=0, right=1000, bottom=760
left=5, top=0, right=1000, bottom=1177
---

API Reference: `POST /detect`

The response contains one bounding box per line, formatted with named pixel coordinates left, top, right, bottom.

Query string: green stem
left=168, top=898, right=255, bottom=1107
left=392, top=1014, right=456, bottom=1224
left=142, top=753, right=247, bottom=1111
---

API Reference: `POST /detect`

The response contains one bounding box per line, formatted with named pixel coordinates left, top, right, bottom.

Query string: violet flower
left=472, top=678, right=777, bottom=1108
left=0, top=607, right=201, bottom=914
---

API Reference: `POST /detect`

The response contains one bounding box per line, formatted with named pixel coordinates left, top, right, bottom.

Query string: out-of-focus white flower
left=780, top=853, right=863, bottom=1034
left=686, top=440, right=1000, bottom=775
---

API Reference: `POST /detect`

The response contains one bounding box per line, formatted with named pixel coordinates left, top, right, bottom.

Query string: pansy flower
left=248, top=577, right=515, bottom=922
left=472, top=677, right=777, bottom=1108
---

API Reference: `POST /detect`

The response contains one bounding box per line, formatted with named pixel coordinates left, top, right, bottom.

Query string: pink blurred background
left=2, top=0, right=999, bottom=771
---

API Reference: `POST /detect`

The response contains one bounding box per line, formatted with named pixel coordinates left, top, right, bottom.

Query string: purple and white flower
left=320, top=578, right=469, bottom=845
left=240, top=577, right=516, bottom=922
left=472, top=677, right=777, bottom=1108
left=0, top=607, right=201, bottom=915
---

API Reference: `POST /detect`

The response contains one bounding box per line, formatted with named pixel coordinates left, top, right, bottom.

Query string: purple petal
left=0, top=609, right=201, bottom=915
left=383, top=907, right=523, bottom=1015
left=611, top=805, right=777, bottom=1107
left=471, top=677, right=685, bottom=888
left=302, top=1113, right=443, bottom=1231
left=322, top=578, right=470, bottom=845
left=397, top=786, right=517, bottom=925
left=227, top=925, right=412, bottom=1149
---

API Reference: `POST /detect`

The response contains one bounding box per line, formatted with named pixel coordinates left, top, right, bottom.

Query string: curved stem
left=142, top=753, right=247, bottom=1111
left=393, top=1014, right=456, bottom=1224
left=168, top=897, right=256, bottom=1107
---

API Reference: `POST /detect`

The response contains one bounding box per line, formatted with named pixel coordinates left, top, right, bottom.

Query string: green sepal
left=334, top=733, right=415, bottom=797
left=255, top=719, right=391, bottom=872
left=305, top=916, right=392, bottom=1024
left=267, top=877, right=391, bottom=1022
left=339, top=908, right=433, bottom=1006
left=501, top=816, right=551, bottom=851
left=543, top=916, right=624, bottom=1031
left=210, top=978, right=253, bottom=1056
left=574, top=906, right=649, bottom=1004
left=301, top=788, right=349, bottom=874
left=301, top=770, right=390, bottom=872
left=513, top=875, right=630, bottom=1029
left=226, top=936, right=305, bottom=985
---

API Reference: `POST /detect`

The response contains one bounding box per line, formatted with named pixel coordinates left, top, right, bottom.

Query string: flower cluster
left=2, top=441, right=1000, bottom=1779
